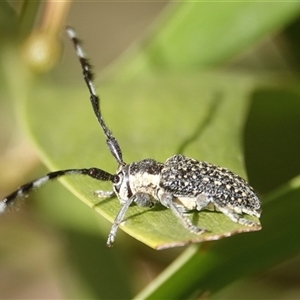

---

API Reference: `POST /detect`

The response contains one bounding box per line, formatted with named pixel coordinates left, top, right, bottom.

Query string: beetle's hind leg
left=215, top=204, right=260, bottom=227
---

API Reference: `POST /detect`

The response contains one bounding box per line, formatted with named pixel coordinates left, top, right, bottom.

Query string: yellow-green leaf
left=22, top=72, right=260, bottom=249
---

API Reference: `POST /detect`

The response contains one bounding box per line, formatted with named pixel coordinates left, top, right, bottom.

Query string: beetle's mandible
left=0, top=27, right=261, bottom=247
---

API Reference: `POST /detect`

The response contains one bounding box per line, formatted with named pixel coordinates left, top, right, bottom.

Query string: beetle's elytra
left=0, top=27, right=261, bottom=247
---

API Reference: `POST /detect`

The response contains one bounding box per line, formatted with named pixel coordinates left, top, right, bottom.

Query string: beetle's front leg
left=94, top=190, right=115, bottom=198
left=106, top=192, right=153, bottom=247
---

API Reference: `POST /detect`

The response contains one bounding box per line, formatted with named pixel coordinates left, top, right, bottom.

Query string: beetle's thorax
left=113, top=159, right=163, bottom=203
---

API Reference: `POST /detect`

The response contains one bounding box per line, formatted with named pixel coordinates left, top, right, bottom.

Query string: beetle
left=0, top=27, right=261, bottom=247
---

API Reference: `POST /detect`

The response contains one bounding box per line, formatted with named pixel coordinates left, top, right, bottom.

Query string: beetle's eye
left=113, top=174, right=121, bottom=184
left=113, top=172, right=123, bottom=192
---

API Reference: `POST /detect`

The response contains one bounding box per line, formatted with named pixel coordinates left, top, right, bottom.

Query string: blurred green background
left=0, top=1, right=300, bottom=299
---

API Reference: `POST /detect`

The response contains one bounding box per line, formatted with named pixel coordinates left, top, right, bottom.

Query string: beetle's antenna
left=0, top=168, right=116, bottom=214
left=66, top=26, right=124, bottom=166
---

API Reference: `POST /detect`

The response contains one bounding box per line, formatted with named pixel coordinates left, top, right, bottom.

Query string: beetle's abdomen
left=160, top=154, right=261, bottom=213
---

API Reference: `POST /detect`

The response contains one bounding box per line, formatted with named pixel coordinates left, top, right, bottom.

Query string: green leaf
left=22, top=71, right=259, bottom=249
left=118, top=1, right=300, bottom=73
left=3, top=1, right=300, bottom=299
left=135, top=175, right=300, bottom=298
left=17, top=1, right=300, bottom=249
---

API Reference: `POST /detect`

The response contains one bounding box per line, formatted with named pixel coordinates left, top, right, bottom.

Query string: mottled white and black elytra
left=0, top=27, right=261, bottom=247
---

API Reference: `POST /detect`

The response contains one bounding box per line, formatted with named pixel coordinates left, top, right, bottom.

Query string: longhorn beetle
left=0, top=27, right=261, bottom=247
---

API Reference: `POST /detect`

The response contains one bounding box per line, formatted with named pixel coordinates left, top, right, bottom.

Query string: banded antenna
left=0, top=168, right=116, bottom=213
left=66, top=26, right=124, bottom=166
left=0, top=28, right=121, bottom=213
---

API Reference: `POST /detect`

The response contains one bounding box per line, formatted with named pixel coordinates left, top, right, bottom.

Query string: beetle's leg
left=195, top=193, right=211, bottom=211
left=160, top=192, right=206, bottom=234
left=107, top=196, right=134, bottom=247
left=215, top=204, right=260, bottom=227
left=94, top=190, right=115, bottom=198
left=106, top=192, right=154, bottom=247
left=133, top=192, right=155, bottom=208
